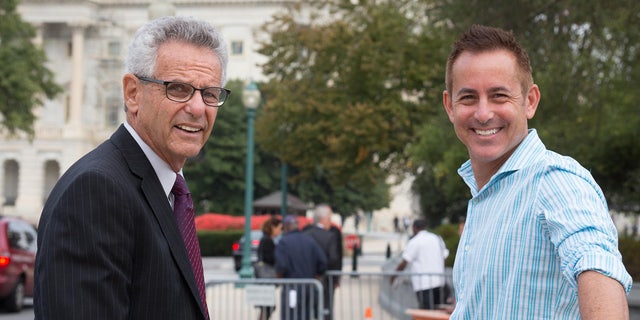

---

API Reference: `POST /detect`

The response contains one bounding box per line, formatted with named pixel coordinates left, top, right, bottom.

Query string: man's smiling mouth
left=475, top=128, right=499, bottom=136
left=176, top=124, right=200, bottom=133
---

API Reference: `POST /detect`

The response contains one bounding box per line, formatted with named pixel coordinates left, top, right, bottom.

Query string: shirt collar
left=124, top=121, right=180, bottom=200
left=458, top=129, right=546, bottom=194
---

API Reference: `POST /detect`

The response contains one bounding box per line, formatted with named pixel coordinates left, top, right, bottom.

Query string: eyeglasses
left=136, top=75, right=231, bottom=107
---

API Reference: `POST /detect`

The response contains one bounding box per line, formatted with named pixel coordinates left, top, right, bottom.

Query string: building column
left=64, top=23, right=86, bottom=138
left=33, top=23, right=43, bottom=47
left=14, top=152, right=45, bottom=224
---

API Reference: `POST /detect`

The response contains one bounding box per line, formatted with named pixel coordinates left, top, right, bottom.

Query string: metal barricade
left=205, top=271, right=452, bottom=320
left=206, top=278, right=324, bottom=320
left=327, top=271, right=452, bottom=320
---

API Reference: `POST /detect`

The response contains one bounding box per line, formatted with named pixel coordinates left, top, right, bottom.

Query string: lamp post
left=239, top=81, right=261, bottom=278
left=281, top=162, right=288, bottom=216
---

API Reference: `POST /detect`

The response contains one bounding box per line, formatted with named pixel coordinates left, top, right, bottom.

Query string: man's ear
left=122, top=74, right=141, bottom=114
left=525, top=84, right=540, bottom=119
left=443, top=90, right=455, bottom=123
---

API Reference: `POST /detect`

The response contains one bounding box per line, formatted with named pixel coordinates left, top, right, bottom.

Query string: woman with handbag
left=255, top=216, right=282, bottom=320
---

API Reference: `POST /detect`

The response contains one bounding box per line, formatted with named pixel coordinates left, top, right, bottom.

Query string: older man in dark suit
left=304, top=204, right=342, bottom=320
left=34, top=16, right=230, bottom=320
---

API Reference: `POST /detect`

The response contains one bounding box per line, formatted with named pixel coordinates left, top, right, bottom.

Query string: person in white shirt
left=392, top=219, right=449, bottom=309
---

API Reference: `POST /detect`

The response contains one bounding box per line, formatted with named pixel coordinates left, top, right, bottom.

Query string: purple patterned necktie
left=173, top=174, right=209, bottom=319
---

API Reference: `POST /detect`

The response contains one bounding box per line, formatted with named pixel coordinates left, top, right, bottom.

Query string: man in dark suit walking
left=34, top=16, right=230, bottom=320
left=304, top=204, right=342, bottom=320
left=276, top=215, right=327, bottom=320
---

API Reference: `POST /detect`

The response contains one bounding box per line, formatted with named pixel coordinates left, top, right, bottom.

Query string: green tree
left=574, top=2, right=640, bottom=210
left=409, top=0, right=640, bottom=220
left=289, top=165, right=390, bottom=217
left=0, top=0, right=61, bottom=136
left=410, top=112, right=469, bottom=225
left=185, top=79, right=386, bottom=217
left=255, top=0, right=448, bottom=216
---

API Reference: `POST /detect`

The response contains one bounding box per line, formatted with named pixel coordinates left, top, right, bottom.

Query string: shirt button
left=465, top=245, right=470, bottom=251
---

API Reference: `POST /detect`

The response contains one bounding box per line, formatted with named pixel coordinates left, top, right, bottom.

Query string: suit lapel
left=111, top=125, right=206, bottom=317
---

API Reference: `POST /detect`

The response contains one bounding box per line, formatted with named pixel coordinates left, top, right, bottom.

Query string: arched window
left=3, top=160, right=19, bottom=206
left=43, top=160, right=60, bottom=204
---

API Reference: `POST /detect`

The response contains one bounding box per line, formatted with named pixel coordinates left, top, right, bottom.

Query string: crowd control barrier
left=205, top=270, right=452, bottom=320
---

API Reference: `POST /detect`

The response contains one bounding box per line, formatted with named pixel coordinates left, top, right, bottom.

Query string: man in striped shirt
left=442, top=25, right=632, bottom=319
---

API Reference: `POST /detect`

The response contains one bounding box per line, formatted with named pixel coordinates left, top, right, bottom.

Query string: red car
left=0, top=216, right=37, bottom=312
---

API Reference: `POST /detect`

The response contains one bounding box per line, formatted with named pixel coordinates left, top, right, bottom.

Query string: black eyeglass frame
left=135, top=75, right=231, bottom=107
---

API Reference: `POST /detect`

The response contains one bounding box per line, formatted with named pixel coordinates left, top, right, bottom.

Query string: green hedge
left=197, top=230, right=244, bottom=256
left=433, top=224, right=462, bottom=267
left=619, top=236, right=640, bottom=281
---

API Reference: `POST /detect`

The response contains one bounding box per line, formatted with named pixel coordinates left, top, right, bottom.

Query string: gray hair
left=313, top=204, right=332, bottom=224
left=125, top=16, right=228, bottom=86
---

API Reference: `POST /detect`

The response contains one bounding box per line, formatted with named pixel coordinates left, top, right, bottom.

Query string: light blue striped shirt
left=450, top=129, right=632, bottom=319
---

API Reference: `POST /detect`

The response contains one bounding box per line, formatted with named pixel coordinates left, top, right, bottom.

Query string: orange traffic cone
left=364, top=306, right=373, bottom=319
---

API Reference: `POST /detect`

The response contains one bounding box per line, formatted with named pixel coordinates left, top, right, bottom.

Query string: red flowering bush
left=195, top=213, right=311, bottom=231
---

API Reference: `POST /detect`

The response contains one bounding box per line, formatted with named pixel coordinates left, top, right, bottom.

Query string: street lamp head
left=242, top=81, right=261, bottom=110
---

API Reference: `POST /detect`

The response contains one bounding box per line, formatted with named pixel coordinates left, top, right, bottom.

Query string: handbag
left=254, top=260, right=276, bottom=278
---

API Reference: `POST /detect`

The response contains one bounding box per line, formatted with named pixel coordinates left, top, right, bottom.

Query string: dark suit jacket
left=274, top=230, right=327, bottom=278
left=34, top=125, right=207, bottom=320
left=329, top=225, right=343, bottom=272
left=257, top=235, right=276, bottom=265
left=304, top=226, right=341, bottom=272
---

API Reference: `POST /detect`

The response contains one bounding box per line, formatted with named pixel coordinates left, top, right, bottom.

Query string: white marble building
left=4, top=0, right=297, bottom=223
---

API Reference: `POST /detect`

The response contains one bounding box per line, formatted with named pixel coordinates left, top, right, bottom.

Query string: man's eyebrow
left=456, top=86, right=511, bottom=97
left=487, top=86, right=511, bottom=93
left=455, top=88, right=477, bottom=97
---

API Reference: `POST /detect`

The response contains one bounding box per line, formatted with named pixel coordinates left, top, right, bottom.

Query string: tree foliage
left=229, top=0, right=640, bottom=224
left=185, top=80, right=389, bottom=218
left=410, top=112, right=469, bottom=224
left=255, top=0, right=448, bottom=215
left=422, top=0, right=640, bottom=214
left=288, top=164, right=390, bottom=216
left=0, top=0, right=61, bottom=136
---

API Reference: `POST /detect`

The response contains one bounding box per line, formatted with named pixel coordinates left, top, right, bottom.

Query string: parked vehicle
left=231, top=230, right=262, bottom=271
left=0, top=216, right=37, bottom=312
